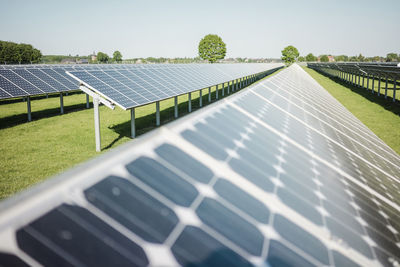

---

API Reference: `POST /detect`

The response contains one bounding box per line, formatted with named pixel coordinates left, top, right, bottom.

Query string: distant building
left=77, top=58, right=89, bottom=64
left=61, top=58, right=75, bottom=64
left=328, top=55, right=335, bottom=62
left=91, top=52, right=97, bottom=62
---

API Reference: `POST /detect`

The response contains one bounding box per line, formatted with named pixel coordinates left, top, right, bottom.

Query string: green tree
left=281, top=45, right=299, bottom=64
left=297, top=56, right=305, bottom=62
left=386, top=53, right=398, bottom=62
left=113, top=50, right=122, bottom=62
left=319, top=55, right=329, bottom=62
left=198, top=34, right=226, bottom=63
left=357, top=53, right=365, bottom=62
left=97, top=52, right=109, bottom=63
left=334, top=55, right=348, bottom=62
left=305, top=53, right=317, bottom=62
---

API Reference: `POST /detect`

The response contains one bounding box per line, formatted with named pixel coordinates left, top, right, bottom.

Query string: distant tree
left=281, top=45, right=299, bottom=64
left=113, top=50, right=122, bottom=62
left=198, top=34, right=226, bottom=63
left=97, top=52, right=109, bottom=63
left=349, top=56, right=357, bottom=62
left=305, top=53, right=317, bottom=62
left=297, top=56, right=305, bottom=62
left=334, top=55, right=348, bottom=62
left=319, top=55, right=329, bottom=62
left=357, top=53, right=365, bottom=62
left=386, top=53, right=398, bottom=62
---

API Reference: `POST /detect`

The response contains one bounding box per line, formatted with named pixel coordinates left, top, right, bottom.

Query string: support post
left=371, top=76, right=375, bottom=94
left=378, top=77, right=381, bottom=96
left=94, top=98, right=101, bottom=152
left=227, top=81, right=230, bottom=94
left=362, top=75, right=365, bottom=89
left=174, top=96, right=178, bottom=118
left=216, top=84, right=219, bottom=100
left=188, top=92, right=192, bottom=112
left=27, top=96, right=31, bottom=122
left=222, top=83, right=224, bottom=96
left=130, top=108, right=135, bottom=138
left=156, top=101, right=160, bottom=126
left=385, top=77, right=388, bottom=99
left=60, top=92, right=64, bottom=114
left=86, top=93, right=90, bottom=108
left=199, top=90, right=202, bottom=107
left=208, top=87, right=211, bottom=102
left=393, top=80, right=397, bottom=102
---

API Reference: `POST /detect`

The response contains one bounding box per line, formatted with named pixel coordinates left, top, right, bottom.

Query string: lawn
left=0, top=71, right=281, bottom=199
left=304, top=67, right=400, bottom=155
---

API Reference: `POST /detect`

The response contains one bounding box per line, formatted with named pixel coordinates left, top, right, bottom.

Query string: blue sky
left=1, top=0, right=399, bottom=58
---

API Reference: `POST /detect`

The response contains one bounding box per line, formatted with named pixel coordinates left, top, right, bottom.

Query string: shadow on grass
left=0, top=102, right=91, bottom=130
left=313, top=70, right=400, bottom=116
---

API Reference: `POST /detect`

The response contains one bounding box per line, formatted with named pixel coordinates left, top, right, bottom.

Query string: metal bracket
left=79, top=85, right=115, bottom=110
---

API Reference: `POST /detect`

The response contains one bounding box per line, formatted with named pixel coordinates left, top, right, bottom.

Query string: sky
left=1, top=0, right=399, bottom=59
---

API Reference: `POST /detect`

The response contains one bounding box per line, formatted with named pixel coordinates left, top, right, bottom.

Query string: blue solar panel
left=1, top=64, right=399, bottom=266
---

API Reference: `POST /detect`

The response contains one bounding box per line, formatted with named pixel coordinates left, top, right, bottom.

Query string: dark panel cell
left=0, top=252, right=29, bottom=267
left=126, top=156, right=198, bottom=207
left=17, top=204, right=148, bottom=267
left=229, top=157, right=275, bottom=193
left=266, top=240, right=315, bottom=267
left=85, top=175, right=178, bottom=243
left=277, top=188, right=323, bottom=226
left=274, top=215, right=329, bottom=265
left=194, top=122, right=236, bottom=150
left=155, top=144, right=214, bottom=184
left=332, top=251, right=361, bottom=267
left=181, top=129, right=228, bottom=161
left=326, top=217, right=373, bottom=259
left=279, top=174, right=320, bottom=204
left=323, top=201, right=364, bottom=234
left=236, top=147, right=278, bottom=177
left=172, top=226, right=252, bottom=267
left=365, top=227, right=400, bottom=260
left=213, top=178, right=270, bottom=223
left=373, top=246, right=400, bottom=267
left=196, top=198, right=264, bottom=256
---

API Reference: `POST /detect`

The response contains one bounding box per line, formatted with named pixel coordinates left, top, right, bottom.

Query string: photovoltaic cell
left=0, top=64, right=399, bottom=266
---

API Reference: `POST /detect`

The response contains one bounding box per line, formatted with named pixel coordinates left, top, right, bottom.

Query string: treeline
left=298, top=52, right=399, bottom=62
left=0, top=41, right=42, bottom=64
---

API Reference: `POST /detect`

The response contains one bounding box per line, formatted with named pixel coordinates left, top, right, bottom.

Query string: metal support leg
left=199, top=90, right=202, bottom=107
left=94, top=98, right=101, bottom=152
left=216, top=84, right=219, bottom=100
left=362, top=75, right=365, bottom=89
left=371, top=76, right=375, bottom=94
left=227, top=81, right=230, bottom=94
left=174, top=96, right=178, bottom=118
left=60, top=92, right=64, bottom=114
left=378, top=77, right=381, bottom=96
left=222, top=83, right=224, bottom=96
left=393, top=80, right=397, bottom=102
left=188, top=92, right=192, bottom=112
left=385, top=77, right=388, bottom=99
left=208, top=87, right=211, bottom=102
left=156, top=101, right=160, bottom=126
left=27, top=96, right=31, bottom=122
left=130, top=108, right=135, bottom=138
left=86, top=93, right=90, bottom=108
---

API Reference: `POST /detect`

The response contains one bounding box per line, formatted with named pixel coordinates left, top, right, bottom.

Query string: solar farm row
left=0, top=63, right=281, bottom=101
left=0, top=64, right=399, bottom=266
left=308, top=62, right=400, bottom=101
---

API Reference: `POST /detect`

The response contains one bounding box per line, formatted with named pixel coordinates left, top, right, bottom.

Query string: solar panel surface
left=0, top=64, right=399, bottom=266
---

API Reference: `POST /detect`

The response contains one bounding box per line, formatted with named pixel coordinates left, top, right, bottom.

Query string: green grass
left=0, top=70, right=281, bottom=199
left=303, top=67, right=400, bottom=155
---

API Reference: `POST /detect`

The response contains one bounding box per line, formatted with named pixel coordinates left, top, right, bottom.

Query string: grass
left=0, top=70, right=281, bottom=199
left=303, top=67, right=400, bottom=155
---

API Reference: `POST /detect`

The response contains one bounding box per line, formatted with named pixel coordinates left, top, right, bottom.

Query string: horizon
left=1, top=0, right=399, bottom=59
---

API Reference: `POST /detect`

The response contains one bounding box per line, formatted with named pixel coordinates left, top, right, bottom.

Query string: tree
left=113, top=50, right=122, bottom=62
left=357, top=53, right=365, bottom=62
left=281, top=45, right=299, bottom=64
left=297, top=56, right=305, bottom=62
left=319, top=55, right=329, bottom=62
left=305, top=53, right=317, bottom=62
left=97, top=52, right=109, bottom=63
left=386, top=53, right=398, bottom=62
left=334, top=55, right=348, bottom=62
left=198, top=34, right=226, bottom=63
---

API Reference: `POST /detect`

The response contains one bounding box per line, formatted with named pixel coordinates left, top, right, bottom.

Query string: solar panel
left=1, top=64, right=399, bottom=266
left=68, top=64, right=282, bottom=110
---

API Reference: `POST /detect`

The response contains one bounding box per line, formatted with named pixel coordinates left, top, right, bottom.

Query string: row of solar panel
left=68, top=64, right=283, bottom=110
left=1, top=65, right=399, bottom=266
left=0, top=64, right=282, bottom=101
